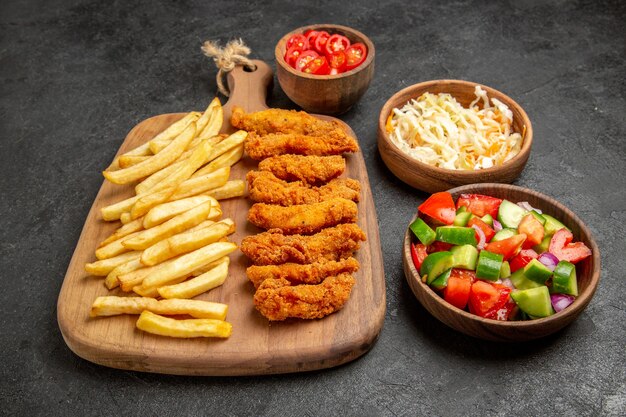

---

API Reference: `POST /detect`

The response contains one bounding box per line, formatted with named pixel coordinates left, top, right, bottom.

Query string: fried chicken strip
left=258, top=155, right=346, bottom=185
left=253, top=274, right=356, bottom=321
left=232, top=106, right=348, bottom=137
left=247, top=170, right=360, bottom=205
left=246, top=257, right=360, bottom=288
left=240, top=224, right=366, bottom=265
left=247, top=198, right=358, bottom=235
left=244, top=132, right=359, bottom=160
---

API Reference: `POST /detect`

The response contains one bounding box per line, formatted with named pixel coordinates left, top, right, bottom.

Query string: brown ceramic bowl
left=403, top=183, right=600, bottom=342
left=275, top=24, right=375, bottom=115
left=378, top=80, right=532, bottom=193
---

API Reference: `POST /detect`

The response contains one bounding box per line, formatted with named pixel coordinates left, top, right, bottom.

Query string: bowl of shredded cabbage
left=378, top=80, right=532, bottom=192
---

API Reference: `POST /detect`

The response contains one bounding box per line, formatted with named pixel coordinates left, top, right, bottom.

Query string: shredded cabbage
left=388, top=86, right=523, bottom=170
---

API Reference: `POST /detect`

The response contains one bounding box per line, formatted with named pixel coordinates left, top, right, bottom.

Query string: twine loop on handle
left=201, top=39, right=257, bottom=97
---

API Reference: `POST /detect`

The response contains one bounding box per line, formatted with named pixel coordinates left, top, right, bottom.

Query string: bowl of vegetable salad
left=378, top=80, right=532, bottom=193
left=403, top=183, right=600, bottom=342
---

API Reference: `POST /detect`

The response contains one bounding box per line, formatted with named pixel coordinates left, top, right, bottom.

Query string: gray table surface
left=1, top=0, right=624, bottom=415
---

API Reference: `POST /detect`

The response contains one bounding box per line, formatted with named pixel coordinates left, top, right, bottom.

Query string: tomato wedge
left=549, top=228, right=592, bottom=264
left=484, top=234, right=527, bottom=260
left=467, top=217, right=496, bottom=243
left=286, top=34, right=308, bottom=51
left=284, top=46, right=303, bottom=68
left=345, top=43, right=367, bottom=70
left=313, top=31, right=330, bottom=54
left=324, top=34, right=350, bottom=55
left=327, top=50, right=347, bottom=73
left=295, top=50, right=319, bottom=72
left=418, top=192, right=456, bottom=225
left=443, top=269, right=475, bottom=310
left=303, top=55, right=330, bottom=75
left=509, top=248, right=539, bottom=273
left=427, top=241, right=453, bottom=253
left=518, top=214, right=544, bottom=249
left=456, top=194, right=503, bottom=218
left=410, top=243, right=428, bottom=271
left=468, top=281, right=511, bottom=319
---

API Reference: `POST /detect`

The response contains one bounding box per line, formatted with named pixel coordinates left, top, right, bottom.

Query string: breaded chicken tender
left=240, top=224, right=366, bottom=265
left=247, top=198, right=358, bottom=235
left=246, top=257, right=360, bottom=288
left=244, top=132, right=359, bottom=160
left=247, top=170, right=360, bottom=205
left=253, top=274, right=356, bottom=320
left=258, top=155, right=346, bottom=185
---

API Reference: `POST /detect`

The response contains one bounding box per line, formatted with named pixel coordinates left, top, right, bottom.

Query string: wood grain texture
left=275, top=24, right=375, bottom=115
left=378, top=80, right=533, bottom=193
left=403, top=183, right=600, bottom=342
left=57, top=61, right=386, bottom=375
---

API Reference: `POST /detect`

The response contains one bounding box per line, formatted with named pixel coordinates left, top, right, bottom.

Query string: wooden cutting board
left=57, top=60, right=386, bottom=376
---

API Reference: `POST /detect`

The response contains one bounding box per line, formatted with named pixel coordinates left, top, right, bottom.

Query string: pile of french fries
left=85, top=98, right=245, bottom=339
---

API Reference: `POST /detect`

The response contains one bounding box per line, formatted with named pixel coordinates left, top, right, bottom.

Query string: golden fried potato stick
left=143, top=195, right=217, bottom=228
left=141, top=241, right=237, bottom=289
left=103, top=122, right=196, bottom=185
left=196, top=98, right=222, bottom=134
left=190, top=256, right=229, bottom=276
left=141, top=218, right=235, bottom=266
left=169, top=167, right=230, bottom=200
left=129, top=185, right=177, bottom=220
left=206, top=180, right=245, bottom=200
left=136, top=311, right=232, bottom=338
left=120, top=212, right=132, bottom=224
left=95, top=229, right=143, bottom=260
left=135, top=159, right=184, bottom=194
left=146, top=112, right=201, bottom=154
left=122, top=201, right=211, bottom=250
left=158, top=257, right=229, bottom=299
left=118, top=155, right=150, bottom=168
left=99, top=216, right=144, bottom=247
left=191, top=144, right=244, bottom=179
left=90, top=296, right=228, bottom=320
left=104, top=258, right=143, bottom=289
left=101, top=194, right=141, bottom=221
left=84, top=251, right=142, bottom=276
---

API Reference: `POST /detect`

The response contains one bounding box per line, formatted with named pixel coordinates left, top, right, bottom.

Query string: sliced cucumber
left=450, top=245, right=478, bottom=270
left=492, top=228, right=517, bottom=242
left=543, top=214, right=570, bottom=237
left=497, top=200, right=527, bottom=229
left=420, top=251, right=454, bottom=285
left=511, top=286, right=554, bottom=318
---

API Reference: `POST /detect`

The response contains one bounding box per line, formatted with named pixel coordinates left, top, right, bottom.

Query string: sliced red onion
left=538, top=252, right=559, bottom=271
left=493, top=219, right=503, bottom=232
left=517, top=201, right=542, bottom=214
left=472, top=224, right=486, bottom=249
left=502, top=278, right=516, bottom=290
left=551, top=294, right=575, bottom=313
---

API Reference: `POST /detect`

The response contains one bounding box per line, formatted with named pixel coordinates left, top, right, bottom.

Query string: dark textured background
left=1, top=0, right=625, bottom=415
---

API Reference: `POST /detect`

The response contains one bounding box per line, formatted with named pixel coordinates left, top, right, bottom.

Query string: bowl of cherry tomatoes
left=275, top=24, right=375, bottom=115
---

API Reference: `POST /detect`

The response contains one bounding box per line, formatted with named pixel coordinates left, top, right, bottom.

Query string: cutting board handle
left=222, top=59, right=273, bottom=127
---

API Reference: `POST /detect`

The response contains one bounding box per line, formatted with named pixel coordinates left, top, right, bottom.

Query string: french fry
left=205, top=131, right=246, bottom=162
left=143, top=195, right=216, bottom=228
left=90, top=296, right=228, bottom=320
left=85, top=251, right=142, bottom=276
left=103, top=122, right=196, bottom=185
left=190, top=256, right=229, bottom=276
left=104, top=258, right=144, bottom=289
left=140, top=241, right=237, bottom=289
left=95, top=229, right=143, bottom=260
left=122, top=201, right=211, bottom=250
left=158, top=258, right=229, bottom=299
left=198, top=102, right=223, bottom=139
left=132, top=275, right=187, bottom=298
left=136, top=310, right=232, bottom=338
left=120, top=212, right=132, bottom=224
left=118, top=155, right=150, bottom=168
left=195, top=98, right=221, bottom=135
left=191, top=144, right=244, bottom=178
left=99, top=217, right=144, bottom=247
left=206, top=180, right=245, bottom=200
left=129, top=185, right=177, bottom=220
left=146, top=112, right=200, bottom=154
left=141, top=218, right=235, bottom=266
left=101, top=194, right=141, bottom=221
left=135, top=159, right=185, bottom=195
left=185, top=219, right=216, bottom=233
left=184, top=133, right=225, bottom=155
left=169, top=167, right=230, bottom=200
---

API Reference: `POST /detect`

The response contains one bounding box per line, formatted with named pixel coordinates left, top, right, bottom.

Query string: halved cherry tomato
left=443, top=269, right=475, bottom=310
left=509, top=248, right=539, bottom=273
left=327, top=50, right=347, bottom=73
left=305, top=30, right=319, bottom=47
left=284, top=46, right=303, bottom=68
left=518, top=214, right=545, bottom=249
left=427, top=241, right=453, bottom=253
left=549, top=228, right=592, bottom=264
left=484, top=234, right=527, bottom=260
left=324, top=34, right=350, bottom=55
left=418, top=192, right=456, bottom=225
left=467, top=217, right=496, bottom=243
left=456, top=194, right=503, bottom=218
left=286, top=34, right=308, bottom=51
left=295, top=50, right=319, bottom=72
left=345, top=43, right=367, bottom=70
left=303, top=55, right=330, bottom=75
left=410, top=243, right=428, bottom=271
left=313, top=31, right=330, bottom=54
left=468, top=281, right=511, bottom=319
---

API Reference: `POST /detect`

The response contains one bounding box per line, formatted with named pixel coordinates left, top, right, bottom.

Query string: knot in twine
left=201, top=39, right=256, bottom=97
